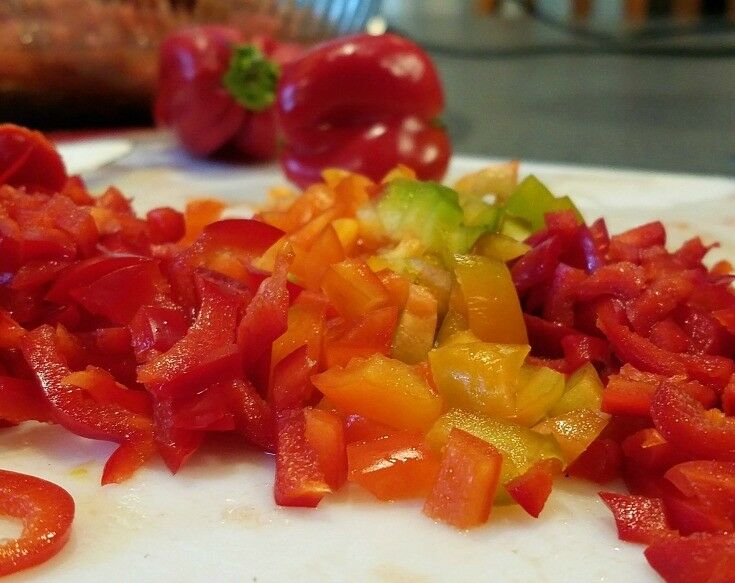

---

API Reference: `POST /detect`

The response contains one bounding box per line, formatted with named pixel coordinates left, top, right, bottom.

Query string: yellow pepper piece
left=534, top=408, right=608, bottom=464
left=550, top=363, right=604, bottom=417
left=513, top=364, right=566, bottom=427
left=453, top=254, right=528, bottom=344
left=428, top=342, right=529, bottom=418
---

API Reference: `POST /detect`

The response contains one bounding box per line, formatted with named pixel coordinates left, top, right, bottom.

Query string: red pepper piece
left=138, top=273, right=246, bottom=398
left=577, top=261, right=646, bottom=301
left=171, top=383, right=236, bottom=432
left=597, top=299, right=688, bottom=378
left=0, top=124, right=67, bottom=193
left=665, top=461, right=735, bottom=521
left=611, top=221, right=666, bottom=249
left=237, top=250, right=292, bottom=380
left=504, top=458, right=560, bottom=517
left=423, top=428, right=502, bottom=529
left=542, top=263, right=587, bottom=326
left=62, top=366, right=152, bottom=417
left=566, top=437, right=622, bottom=484
left=155, top=27, right=301, bottom=159
left=20, top=325, right=154, bottom=483
left=622, top=428, right=690, bottom=473
left=10, top=259, right=71, bottom=292
left=46, top=254, right=150, bottom=304
left=648, top=319, right=690, bottom=353
left=152, top=395, right=203, bottom=473
left=0, top=376, right=52, bottom=423
left=270, top=344, right=316, bottom=413
left=277, top=33, right=449, bottom=186
left=651, top=379, right=735, bottom=462
left=274, top=407, right=344, bottom=507
left=323, top=306, right=399, bottom=369
left=673, top=237, right=715, bottom=268
left=599, top=492, right=675, bottom=544
left=0, top=309, right=26, bottom=349
left=561, top=333, right=611, bottom=372
left=0, top=470, right=74, bottom=576
left=347, top=432, right=439, bottom=501
left=662, top=494, right=734, bottom=535
left=223, top=377, right=276, bottom=451
left=129, top=305, right=189, bottom=364
left=523, top=313, right=577, bottom=358
left=512, top=236, right=563, bottom=294
left=645, top=533, right=735, bottom=583
left=146, top=207, right=185, bottom=244
left=69, top=261, right=170, bottom=325
left=626, top=274, right=695, bottom=335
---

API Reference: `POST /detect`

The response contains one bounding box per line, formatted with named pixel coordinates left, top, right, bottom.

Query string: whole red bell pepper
left=155, top=27, right=303, bottom=160
left=276, top=33, right=451, bottom=187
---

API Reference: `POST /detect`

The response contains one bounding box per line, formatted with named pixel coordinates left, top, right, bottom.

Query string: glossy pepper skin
left=154, top=27, right=302, bottom=160
left=276, top=33, right=451, bottom=187
left=0, top=470, right=75, bottom=576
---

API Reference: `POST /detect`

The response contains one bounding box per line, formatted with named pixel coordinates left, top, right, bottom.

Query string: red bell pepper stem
left=0, top=470, right=75, bottom=576
left=222, top=45, right=280, bottom=112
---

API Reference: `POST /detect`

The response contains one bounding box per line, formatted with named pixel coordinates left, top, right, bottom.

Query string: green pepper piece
left=377, top=179, right=485, bottom=255
left=505, top=175, right=583, bottom=233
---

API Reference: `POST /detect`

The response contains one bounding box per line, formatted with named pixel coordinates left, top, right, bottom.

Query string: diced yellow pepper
left=453, top=254, right=528, bottom=344
left=534, top=408, right=608, bottom=464
left=549, top=363, right=604, bottom=417
left=428, top=342, right=529, bottom=418
left=472, top=232, right=531, bottom=263
left=391, top=284, right=438, bottom=364
left=513, top=364, right=566, bottom=427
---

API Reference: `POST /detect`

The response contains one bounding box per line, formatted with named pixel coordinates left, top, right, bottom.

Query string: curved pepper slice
left=21, top=325, right=154, bottom=484
left=0, top=470, right=75, bottom=576
left=277, top=33, right=450, bottom=187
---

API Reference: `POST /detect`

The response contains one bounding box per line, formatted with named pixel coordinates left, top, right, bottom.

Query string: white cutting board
left=2, top=135, right=734, bottom=582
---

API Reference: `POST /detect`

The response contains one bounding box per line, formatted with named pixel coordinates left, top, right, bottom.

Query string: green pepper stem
left=222, top=45, right=280, bottom=112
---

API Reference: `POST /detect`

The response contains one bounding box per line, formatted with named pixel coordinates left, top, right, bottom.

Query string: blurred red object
left=0, top=0, right=280, bottom=129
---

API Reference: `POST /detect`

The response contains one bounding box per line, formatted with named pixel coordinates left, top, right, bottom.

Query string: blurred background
left=1, top=0, right=733, bottom=175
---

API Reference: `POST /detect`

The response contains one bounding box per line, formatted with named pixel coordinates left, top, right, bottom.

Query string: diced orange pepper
left=347, top=432, right=439, bottom=500
left=180, top=198, right=225, bottom=246
left=323, top=306, right=399, bottom=369
left=290, top=224, right=345, bottom=290
left=320, top=259, right=391, bottom=321
left=312, top=354, right=443, bottom=432
left=271, top=291, right=328, bottom=369
left=423, top=428, right=503, bottom=528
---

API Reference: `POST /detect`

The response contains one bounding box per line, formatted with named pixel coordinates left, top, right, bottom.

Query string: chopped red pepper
left=423, top=428, right=503, bottom=529
left=0, top=470, right=74, bottom=576
left=598, top=492, right=675, bottom=544
left=644, top=533, right=735, bottom=583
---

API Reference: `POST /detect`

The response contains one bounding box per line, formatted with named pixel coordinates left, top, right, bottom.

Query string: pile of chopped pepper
left=1, top=124, right=735, bottom=582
